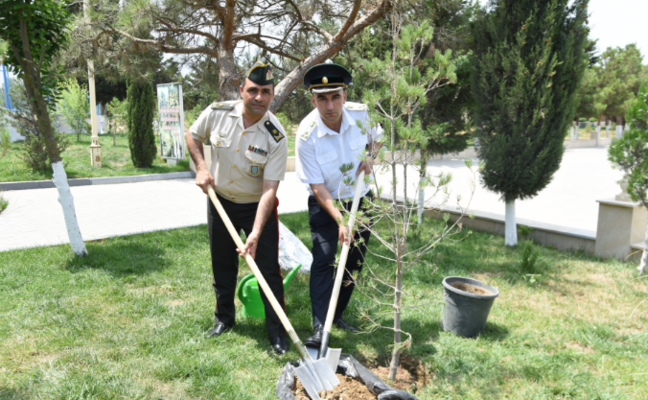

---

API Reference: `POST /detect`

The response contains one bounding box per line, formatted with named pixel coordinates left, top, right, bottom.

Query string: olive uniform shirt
left=190, top=101, right=288, bottom=203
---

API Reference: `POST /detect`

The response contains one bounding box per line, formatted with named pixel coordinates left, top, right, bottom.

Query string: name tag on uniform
left=250, top=164, right=260, bottom=176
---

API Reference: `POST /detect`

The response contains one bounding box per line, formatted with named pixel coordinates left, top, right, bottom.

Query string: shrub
left=107, top=97, right=128, bottom=134
left=0, top=191, right=8, bottom=214
left=126, top=79, right=156, bottom=168
left=8, top=83, right=69, bottom=171
left=579, top=117, right=586, bottom=122
left=588, top=117, right=597, bottom=123
left=58, top=78, right=91, bottom=140
left=275, top=112, right=293, bottom=135
left=519, top=240, right=540, bottom=275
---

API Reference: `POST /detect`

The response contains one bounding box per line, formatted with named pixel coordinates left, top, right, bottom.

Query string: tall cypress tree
left=127, top=79, right=156, bottom=168
left=471, top=0, right=589, bottom=245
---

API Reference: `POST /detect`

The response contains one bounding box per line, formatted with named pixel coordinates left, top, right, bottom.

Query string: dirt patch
left=565, top=341, right=595, bottom=354
left=294, top=374, right=377, bottom=399
left=371, top=355, right=429, bottom=392
left=451, top=282, right=493, bottom=295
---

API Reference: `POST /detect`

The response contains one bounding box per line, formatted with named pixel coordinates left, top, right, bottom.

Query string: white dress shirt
left=295, top=102, right=383, bottom=200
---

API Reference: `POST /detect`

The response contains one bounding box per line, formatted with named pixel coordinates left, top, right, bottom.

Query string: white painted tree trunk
left=505, top=200, right=517, bottom=246
left=575, top=124, right=580, bottom=140
left=52, top=161, right=87, bottom=256
left=638, top=222, right=648, bottom=275
left=417, top=187, right=424, bottom=226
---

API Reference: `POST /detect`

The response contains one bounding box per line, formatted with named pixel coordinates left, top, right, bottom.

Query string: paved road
left=0, top=146, right=622, bottom=252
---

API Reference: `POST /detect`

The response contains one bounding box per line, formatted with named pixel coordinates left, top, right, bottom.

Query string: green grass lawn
left=0, top=133, right=190, bottom=183
left=1, top=214, right=647, bottom=399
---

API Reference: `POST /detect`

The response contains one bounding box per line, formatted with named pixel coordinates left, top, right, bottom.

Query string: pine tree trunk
left=505, top=200, right=517, bottom=246
left=638, top=221, right=648, bottom=275
left=388, top=266, right=403, bottom=381
left=217, top=46, right=240, bottom=101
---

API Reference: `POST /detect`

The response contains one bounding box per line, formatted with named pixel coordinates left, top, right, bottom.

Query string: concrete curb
left=0, top=171, right=196, bottom=191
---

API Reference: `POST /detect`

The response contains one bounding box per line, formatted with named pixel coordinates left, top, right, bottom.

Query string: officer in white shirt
left=295, top=63, right=383, bottom=347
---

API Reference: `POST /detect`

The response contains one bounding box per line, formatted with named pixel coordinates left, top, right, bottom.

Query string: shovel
left=310, top=171, right=366, bottom=371
left=207, top=188, right=338, bottom=400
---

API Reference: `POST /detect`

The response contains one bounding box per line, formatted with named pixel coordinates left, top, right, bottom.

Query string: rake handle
left=207, top=188, right=305, bottom=353
left=320, top=171, right=365, bottom=358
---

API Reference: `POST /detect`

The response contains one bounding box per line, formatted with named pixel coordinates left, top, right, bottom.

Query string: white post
left=605, top=119, right=610, bottom=138
left=569, top=123, right=575, bottom=141
left=595, top=125, right=601, bottom=146
left=85, top=1, right=101, bottom=167
left=505, top=200, right=517, bottom=246
left=52, top=161, right=88, bottom=256
left=639, top=221, right=648, bottom=275
left=417, top=187, right=424, bottom=226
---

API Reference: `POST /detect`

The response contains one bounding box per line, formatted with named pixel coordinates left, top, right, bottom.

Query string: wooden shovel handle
left=207, top=188, right=303, bottom=348
left=322, top=171, right=366, bottom=335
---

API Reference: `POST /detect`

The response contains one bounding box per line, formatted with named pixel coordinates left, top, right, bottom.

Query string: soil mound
left=293, top=374, right=377, bottom=399
left=451, top=282, right=493, bottom=295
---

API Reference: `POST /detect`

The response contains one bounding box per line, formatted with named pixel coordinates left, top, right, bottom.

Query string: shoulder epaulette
left=344, top=102, right=368, bottom=112
left=298, top=120, right=317, bottom=141
left=264, top=120, right=285, bottom=143
left=211, top=101, right=237, bottom=110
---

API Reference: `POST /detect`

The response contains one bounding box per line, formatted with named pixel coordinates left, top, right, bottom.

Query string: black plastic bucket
left=441, top=276, right=499, bottom=338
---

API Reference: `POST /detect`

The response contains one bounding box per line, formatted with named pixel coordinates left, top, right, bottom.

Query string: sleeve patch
left=265, top=120, right=285, bottom=143
left=299, top=120, right=317, bottom=141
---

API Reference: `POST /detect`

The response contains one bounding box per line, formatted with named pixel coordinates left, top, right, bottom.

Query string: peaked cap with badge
left=246, top=60, right=275, bottom=86
left=303, top=63, right=352, bottom=94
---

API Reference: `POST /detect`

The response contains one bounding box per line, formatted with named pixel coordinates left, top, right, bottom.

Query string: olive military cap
left=303, top=63, right=352, bottom=93
left=246, top=60, right=274, bottom=85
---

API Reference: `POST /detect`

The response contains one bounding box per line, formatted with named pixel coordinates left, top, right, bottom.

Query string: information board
left=156, top=83, right=185, bottom=160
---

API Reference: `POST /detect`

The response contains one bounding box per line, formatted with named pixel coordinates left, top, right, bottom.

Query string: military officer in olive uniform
left=186, top=61, right=290, bottom=354
left=295, top=63, right=383, bottom=347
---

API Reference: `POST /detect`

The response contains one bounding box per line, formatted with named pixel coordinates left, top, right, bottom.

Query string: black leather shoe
left=269, top=336, right=289, bottom=355
left=334, top=318, right=360, bottom=332
left=206, top=322, right=230, bottom=338
left=304, top=325, right=323, bottom=347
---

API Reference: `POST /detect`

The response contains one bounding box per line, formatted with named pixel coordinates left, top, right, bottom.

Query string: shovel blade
left=324, top=347, right=341, bottom=373
left=312, top=358, right=340, bottom=390
left=306, top=345, right=319, bottom=360
left=294, top=364, right=322, bottom=400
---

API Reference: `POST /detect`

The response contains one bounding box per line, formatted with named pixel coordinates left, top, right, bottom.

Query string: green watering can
left=236, top=264, right=302, bottom=318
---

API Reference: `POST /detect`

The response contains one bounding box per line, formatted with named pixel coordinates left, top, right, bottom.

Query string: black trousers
left=308, top=192, right=373, bottom=327
left=207, top=195, right=286, bottom=337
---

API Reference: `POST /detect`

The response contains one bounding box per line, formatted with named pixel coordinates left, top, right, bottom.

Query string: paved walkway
left=374, top=146, right=623, bottom=235
left=0, top=146, right=622, bottom=252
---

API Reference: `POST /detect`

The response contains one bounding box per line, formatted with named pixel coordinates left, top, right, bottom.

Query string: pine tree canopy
left=471, top=0, right=589, bottom=202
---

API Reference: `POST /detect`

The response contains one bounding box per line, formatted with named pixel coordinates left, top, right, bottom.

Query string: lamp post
left=85, top=1, right=101, bottom=167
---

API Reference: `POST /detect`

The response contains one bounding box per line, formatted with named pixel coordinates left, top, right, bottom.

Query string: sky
left=478, top=0, right=648, bottom=58
left=587, top=0, right=648, bottom=57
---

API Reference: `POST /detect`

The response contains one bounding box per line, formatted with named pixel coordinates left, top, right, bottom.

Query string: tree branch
left=97, top=29, right=215, bottom=55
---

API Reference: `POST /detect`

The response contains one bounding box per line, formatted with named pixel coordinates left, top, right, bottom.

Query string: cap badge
left=322, top=77, right=328, bottom=84
left=266, top=69, right=273, bottom=80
